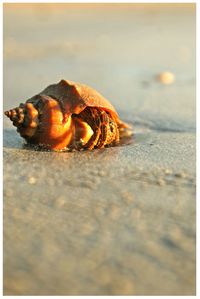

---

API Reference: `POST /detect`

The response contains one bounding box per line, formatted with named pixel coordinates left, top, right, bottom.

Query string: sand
left=3, top=4, right=196, bottom=295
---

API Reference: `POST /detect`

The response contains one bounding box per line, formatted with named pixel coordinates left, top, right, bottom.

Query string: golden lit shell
left=27, top=79, right=120, bottom=123
left=5, top=80, right=132, bottom=150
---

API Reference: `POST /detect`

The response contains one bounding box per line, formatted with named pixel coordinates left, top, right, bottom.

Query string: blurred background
left=4, top=3, right=195, bottom=128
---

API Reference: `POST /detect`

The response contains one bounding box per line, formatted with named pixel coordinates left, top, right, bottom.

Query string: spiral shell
left=4, top=80, right=133, bottom=150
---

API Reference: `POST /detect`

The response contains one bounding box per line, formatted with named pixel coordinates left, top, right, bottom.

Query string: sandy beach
left=3, top=4, right=196, bottom=295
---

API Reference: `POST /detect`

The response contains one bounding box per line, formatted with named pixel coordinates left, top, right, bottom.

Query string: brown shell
left=5, top=79, right=133, bottom=151
left=27, top=79, right=120, bottom=123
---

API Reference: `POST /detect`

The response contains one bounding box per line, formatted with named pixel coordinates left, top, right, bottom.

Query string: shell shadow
left=3, top=127, right=135, bottom=152
left=3, top=129, right=53, bottom=152
left=3, top=129, right=24, bottom=149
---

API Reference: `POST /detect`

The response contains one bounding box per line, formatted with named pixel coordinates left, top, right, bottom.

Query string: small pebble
left=121, top=191, right=134, bottom=204
left=164, top=168, right=173, bottom=175
left=55, top=196, right=66, bottom=208
left=157, top=71, right=175, bottom=85
left=157, top=178, right=166, bottom=186
left=28, top=176, right=37, bottom=184
left=81, top=222, right=95, bottom=236
left=98, top=170, right=106, bottom=177
left=175, top=172, right=187, bottom=179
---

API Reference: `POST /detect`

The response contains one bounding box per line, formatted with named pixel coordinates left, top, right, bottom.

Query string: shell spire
left=5, top=102, right=39, bottom=138
left=4, top=106, right=25, bottom=127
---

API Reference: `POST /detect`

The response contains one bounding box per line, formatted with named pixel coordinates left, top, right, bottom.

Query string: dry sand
left=3, top=4, right=196, bottom=295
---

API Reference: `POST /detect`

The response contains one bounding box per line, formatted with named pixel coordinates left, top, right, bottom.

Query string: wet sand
left=3, top=4, right=196, bottom=295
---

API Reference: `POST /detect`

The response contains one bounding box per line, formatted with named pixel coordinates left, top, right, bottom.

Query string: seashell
left=4, top=79, right=133, bottom=151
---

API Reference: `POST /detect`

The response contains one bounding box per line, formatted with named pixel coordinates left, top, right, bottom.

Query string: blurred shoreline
left=3, top=3, right=195, bottom=10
